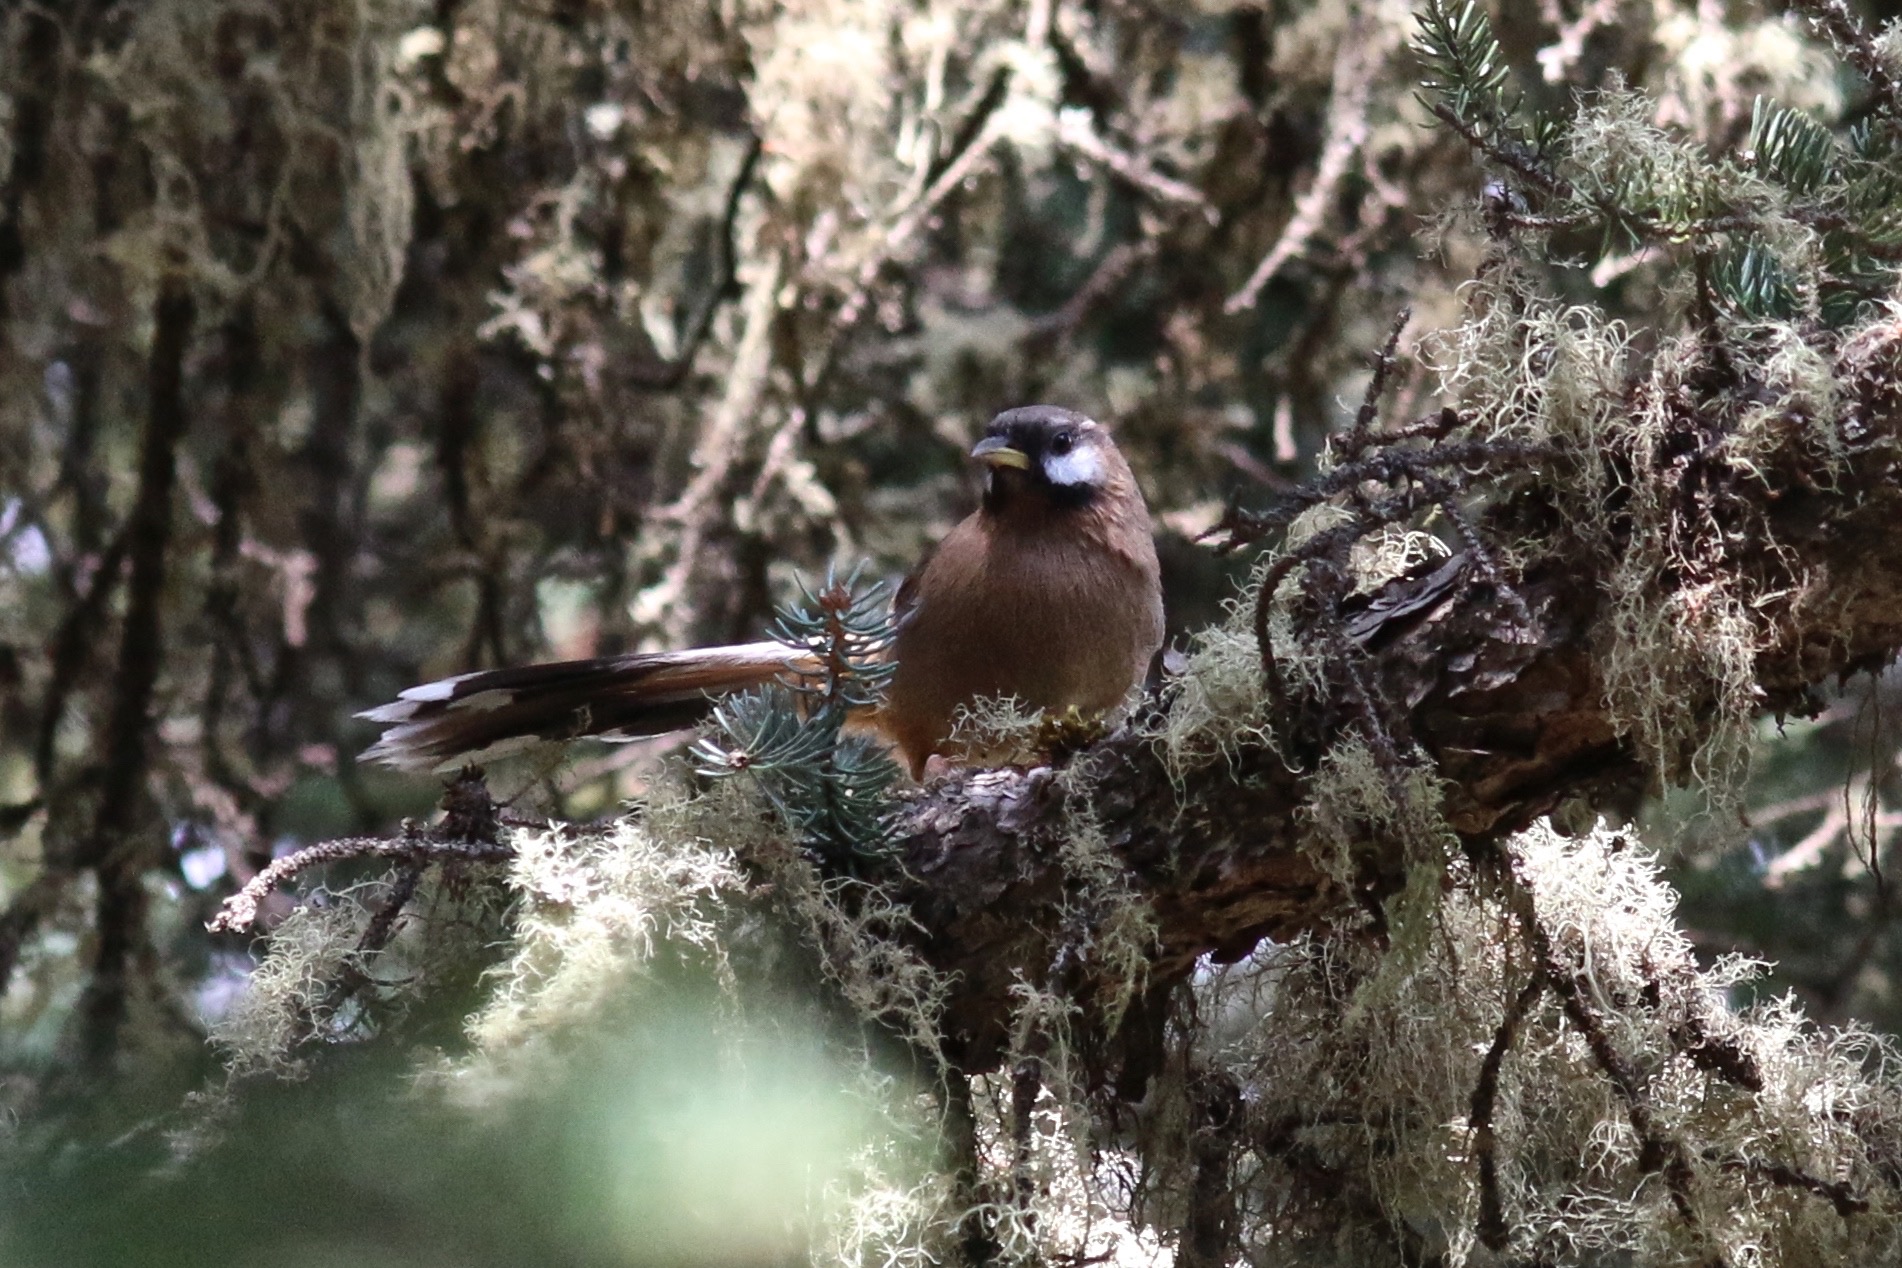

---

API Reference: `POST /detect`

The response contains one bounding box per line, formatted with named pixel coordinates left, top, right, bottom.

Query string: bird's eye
left=1050, top=432, right=1074, bottom=455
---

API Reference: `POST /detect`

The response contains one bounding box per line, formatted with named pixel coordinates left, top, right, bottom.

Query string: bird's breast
left=883, top=510, right=1163, bottom=773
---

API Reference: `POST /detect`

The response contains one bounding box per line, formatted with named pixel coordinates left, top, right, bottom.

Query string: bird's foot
left=1035, top=706, right=1111, bottom=762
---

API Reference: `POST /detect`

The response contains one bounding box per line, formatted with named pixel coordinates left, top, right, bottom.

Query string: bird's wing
left=891, top=548, right=933, bottom=632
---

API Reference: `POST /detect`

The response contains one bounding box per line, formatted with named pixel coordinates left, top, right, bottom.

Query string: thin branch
left=1714, top=1153, right=1871, bottom=1219
left=1428, top=101, right=1569, bottom=199
left=925, top=63, right=1010, bottom=191
left=1228, top=18, right=1384, bottom=312
left=1055, top=110, right=1213, bottom=215
left=1180, top=1067, right=1244, bottom=1268
left=1010, top=1049, right=1043, bottom=1208
left=1203, top=432, right=1551, bottom=553
left=209, top=832, right=512, bottom=936
left=317, top=860, right=431, bottom=1019
left=1024, top=238, right=1158, bottom=347
left=1472, top=973, right=1546, bottom=1251
left=1765, top=802, right=1850, bottom=887
left=1519, top=892, right=1704, bottom=1231
left=1341, top=307, right=1412, bottom=455
left=1439, top=495, right=1535, bottom=631
left=624, top=133, right=761, bottom=390
left=826, top=84, right=1014, bottom=338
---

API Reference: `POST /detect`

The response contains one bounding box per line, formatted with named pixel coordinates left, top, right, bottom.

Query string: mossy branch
left=208, top=769, right=512, bottom=938
left=870, top=314, right=1902, bottom=1069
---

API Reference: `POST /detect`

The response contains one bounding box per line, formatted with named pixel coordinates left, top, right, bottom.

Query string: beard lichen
left=201, top=657, right=1902, bottom=1268
left=442, top=812, right=750, bottom=1094
left=208, top=898, right=369, bottom=1082
left=1155, top=597, right=1283, bottom=778
left=1184, top=820, right=1902, bottom=1266
left=1427, top=249, right=1859, bottom=817
left=207, top=863, right=507, bottom=1084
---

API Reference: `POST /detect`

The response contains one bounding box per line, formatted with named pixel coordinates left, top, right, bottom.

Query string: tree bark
left=887, top=322, right=1902, bottom=1072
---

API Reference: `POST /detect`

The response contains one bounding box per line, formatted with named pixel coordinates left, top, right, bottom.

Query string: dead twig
left=1513, top=877, right=1707, bottom=1235
left=1713, top=1153, right=1870, bottom=1219
left=1055, top=110, right=1212, bottom=215
left=206, top=832, right=513, bottom=936
left=1228, top=17, right=1385, bottom=313
left=624, top=133, right=761, bottom=390
left=1024, top=239, right=1159, bottom=347
left=1472, top=972, right=1546, bottom=1251
left=1340, top=307, right=1412, bottom=456
left=209, top=770, right=511, bottom=936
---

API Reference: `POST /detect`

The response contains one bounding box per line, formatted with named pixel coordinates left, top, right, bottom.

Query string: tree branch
left=74, top=276, right=195, bottom=1072
left=876, top=319, right=1902, bottom=1071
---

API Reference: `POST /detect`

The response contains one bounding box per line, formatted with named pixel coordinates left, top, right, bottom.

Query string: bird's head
left=970, top=406, right=1126, bottom=513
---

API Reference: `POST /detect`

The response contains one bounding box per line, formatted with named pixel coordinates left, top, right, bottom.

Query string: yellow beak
left=970, top=436, right=1031, bottom=471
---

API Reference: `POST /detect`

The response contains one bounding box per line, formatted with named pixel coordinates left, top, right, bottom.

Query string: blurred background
left=2, top=0, right=1901, bottom=1263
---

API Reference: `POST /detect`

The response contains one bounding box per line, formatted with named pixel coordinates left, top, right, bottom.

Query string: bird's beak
left=971, top=436, right=1031, bottom=471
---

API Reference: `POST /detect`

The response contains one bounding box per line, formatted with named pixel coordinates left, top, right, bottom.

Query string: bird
left=359, top=405, right=1165, bottom=779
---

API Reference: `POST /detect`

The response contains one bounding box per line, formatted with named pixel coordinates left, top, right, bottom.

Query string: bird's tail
left=357, top=641, right=812, bottom=772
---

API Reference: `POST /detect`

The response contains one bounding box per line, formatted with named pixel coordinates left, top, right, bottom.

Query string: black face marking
left=977, top=406, right=1106, bottom=512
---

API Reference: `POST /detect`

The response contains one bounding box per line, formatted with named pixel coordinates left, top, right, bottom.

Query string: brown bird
left=359, top=406, right=1164, bottom=779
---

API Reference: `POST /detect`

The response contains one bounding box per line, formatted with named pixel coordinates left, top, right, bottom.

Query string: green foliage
left=769, top=567, right=899, bottom=712
left=1715, top=239, right=1801, bottom=319
left=1749, top=96, right=1839, bottom=195
left=691, top=569, right=901, bottom=866
left=1414, top=0, right=1514, bottom=128
left=1414, top=0, right=1562, bottom=177
left=1418, top=0, right=1901, bottom=324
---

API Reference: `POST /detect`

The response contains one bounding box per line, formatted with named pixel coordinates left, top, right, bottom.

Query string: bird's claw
left=1035, top=705, right=1111, bottom=760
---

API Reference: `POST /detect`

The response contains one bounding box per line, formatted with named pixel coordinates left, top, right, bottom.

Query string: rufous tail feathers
left=357, top=641, right=812, bottom=772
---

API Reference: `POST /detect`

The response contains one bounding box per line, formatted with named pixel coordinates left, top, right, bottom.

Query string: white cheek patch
left=1043, top=446, right=1104, bottom=487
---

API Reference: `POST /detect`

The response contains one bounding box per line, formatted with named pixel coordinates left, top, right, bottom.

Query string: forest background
left=7, top=0, right=1902, bottom=1265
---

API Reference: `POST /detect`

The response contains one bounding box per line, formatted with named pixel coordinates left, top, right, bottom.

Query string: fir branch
left=1472, top=973, right=1546, bottom=1252
left=770, top=566, right=898, bottom=713
left=1414, top=0, right=1564, bottom=196
left=695, top=568, right=901, bottom=864
left=1414, top=0, right=1512, bottom=132
left=1416, top=1, right=1902, bottom=326
left=1747, top=97, right=1839, bottom=197
left=1426, top=100, right=1567, bottom=200
left=1713, top=241, right=1799, bottom=320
